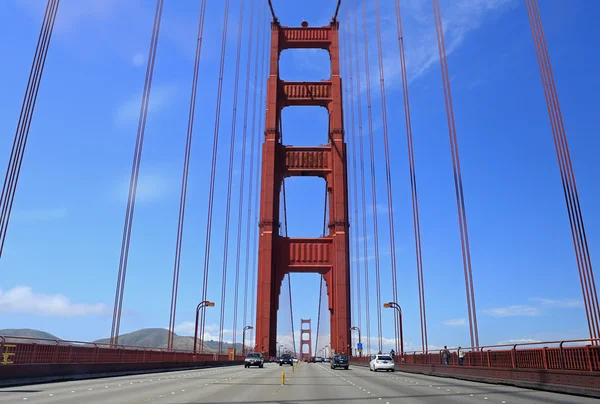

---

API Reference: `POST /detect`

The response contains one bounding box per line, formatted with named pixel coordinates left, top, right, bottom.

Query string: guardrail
left=0, top=335, right=245, bottom=366
left=381, top=339, right=600, bottom=372
left=351, top=339, right=600, bottom=397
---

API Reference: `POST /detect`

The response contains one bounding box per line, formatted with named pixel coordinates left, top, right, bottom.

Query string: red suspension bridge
left=0, top=0, right=599, bottom=399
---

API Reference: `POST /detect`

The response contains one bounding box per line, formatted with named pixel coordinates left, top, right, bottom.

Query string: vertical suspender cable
left=351, top=0, right=371, bottom=354
left=0, top=0, right=60, bottom=260
left=394, top=0, right=428, bottom=352
left=250, top=3, right=269, bottom=348
left=245, top=0, right=266, bottom=340
left=373, top=0, right=401, bottom=354
left=234, top=0, right=257, bottom=350
left=110, top=0, right=165, bottom=346
left=361, top=0, right=384, bottom=353
left=526, top=0, right=600, bottom=342
left=218, top=0, right=246, bottom=354
left=340, top=10, right=357, bottom=351
left=344, top=3, right=362, bottom=338
left=432, top=0, right=479, bottom=349
left=199, top=0, right=231, bottom=352
left=166, top=0, right=208, bottom=352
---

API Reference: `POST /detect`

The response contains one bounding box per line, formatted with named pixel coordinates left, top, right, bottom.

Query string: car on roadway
left=244, top=352, right=264, bottom=368
left=279, top=353, right=294, bottom=366
left=330, top=354, right=349, bottom=370
left=315, top=357, right=325, bottom=363
left=369, top=354, right=395, bottom=372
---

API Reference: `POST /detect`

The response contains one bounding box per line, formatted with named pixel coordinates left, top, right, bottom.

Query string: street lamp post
left=350, top=326, right=362, bottom=356
left=383, top=302, right=404, bottom=356
left=193, top=301, right=215, bottom=355
left=242, top=326, right=253, bottom=356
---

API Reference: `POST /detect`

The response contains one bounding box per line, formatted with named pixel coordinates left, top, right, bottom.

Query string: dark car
left=330, top=354, right=349, bottom=369
left=244, top=352, right=264, bottom=368
left=279, top=353, right=293, bottom=366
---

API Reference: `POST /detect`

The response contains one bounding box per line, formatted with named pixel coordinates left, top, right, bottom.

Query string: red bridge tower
left=254, top=19, right=351, bottom=357
left=300, top=318, right=313, bottom=360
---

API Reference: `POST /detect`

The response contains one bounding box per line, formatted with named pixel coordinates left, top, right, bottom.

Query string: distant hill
left=0, top=328, right=60, bottom=344
left=94, top=328, right=246, bottom=353
left=0, top=327, right=247, bottom=353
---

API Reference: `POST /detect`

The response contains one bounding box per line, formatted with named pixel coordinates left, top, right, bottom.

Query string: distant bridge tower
left=254, top=18, right=351, bottom=357
left=300, top=319, right=312, bottom=360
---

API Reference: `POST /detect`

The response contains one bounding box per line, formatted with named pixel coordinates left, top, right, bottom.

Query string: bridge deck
left=0, top=362, right=595, bottom=404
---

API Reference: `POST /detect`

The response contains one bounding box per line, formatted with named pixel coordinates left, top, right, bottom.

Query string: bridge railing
left=352, top=338, right=600, bottom=372
left=0, top=335, right=246, bottom=365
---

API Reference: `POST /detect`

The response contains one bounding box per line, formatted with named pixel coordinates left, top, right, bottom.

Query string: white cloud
left=482, top=305, right=541, bottom=317
left=131, top=53, right=145, bottom=67
left=497, top=338, right=541, bottom=345
left=115, top=172, right=171, bottom=203
left=344, top=0, right=518, bottom=93
left=529, top=297, right=583, bottom=309
left=115, top=83, right=178, bottom=126
left=11, top=208, right=68, bottom=221
left=443, top=318, right=467, bottom=326
left=0, top=286, right=108, bottom=317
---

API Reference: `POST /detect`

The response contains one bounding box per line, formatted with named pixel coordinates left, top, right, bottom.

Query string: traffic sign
left=357, top=343, right=363, bottom=350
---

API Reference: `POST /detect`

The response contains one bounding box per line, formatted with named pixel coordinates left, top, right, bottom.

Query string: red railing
left=0, top=335, right=245, bottom=366
left=351, top=339, right=600, bottom=372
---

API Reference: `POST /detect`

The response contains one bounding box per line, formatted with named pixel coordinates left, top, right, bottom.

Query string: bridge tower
left=254, top=19, right=351, bottom=357
left=299, top=318, right=313, bottom=360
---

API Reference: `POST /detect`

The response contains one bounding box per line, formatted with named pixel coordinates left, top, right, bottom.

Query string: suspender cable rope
left=344, top=3, right=362, bottom=337
left=232, top=0, right=257, bottom=351
left=218, top=0, right=246, bottom=354
left=242, top=0, right=262, bottom=348
left=0, top=0, right=60, bottom=260
left=394, top=0, right=428, bottom=352
left=340, top=11, right=357, bottom=351
left=526, top=0, right=600, bottom=342
left=351, top=0, right=371, bottom=355
left=111, top=0, right=165, bottom=346
left=361, top=0, right=384, bottom=353
left=373, top=0, right=401, bottom=354
left=166, top=0, right=208, bottom=351
left=432, top=0, right=479, bottom=349
left=250, top=2, right=269, bottom=348
left=199, top=0, right=231, bottom=352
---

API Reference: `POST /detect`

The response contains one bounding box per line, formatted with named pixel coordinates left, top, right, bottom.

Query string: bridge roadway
left=0, top=362, right=594, bottom=403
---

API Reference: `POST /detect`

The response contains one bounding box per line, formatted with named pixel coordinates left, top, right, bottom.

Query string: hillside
left=0, top=328, right=60, bottom=344
left=94, top=328, right=246, bottom=352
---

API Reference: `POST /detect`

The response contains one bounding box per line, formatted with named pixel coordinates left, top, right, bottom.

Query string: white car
left=369, top=354, right=395, bottom=372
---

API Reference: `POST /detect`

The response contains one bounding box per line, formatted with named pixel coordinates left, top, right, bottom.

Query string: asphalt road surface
left=0, top=362, right=596, bottom=403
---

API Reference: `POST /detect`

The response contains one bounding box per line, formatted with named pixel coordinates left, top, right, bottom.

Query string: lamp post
left=242, top=326, right=253, bottom=356
left=193, top=301, right=215, bottom=355
left=350, top=326, right=362, bottom=356
left=383, top=302, right=404, bottom=355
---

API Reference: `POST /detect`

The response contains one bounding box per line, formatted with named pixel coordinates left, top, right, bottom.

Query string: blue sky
left=0, top=0, right=598, bottom=355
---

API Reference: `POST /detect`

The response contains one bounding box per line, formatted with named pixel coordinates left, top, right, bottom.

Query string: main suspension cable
left=249, top=2, right=269, bottom=348
left=0, top=0, right=60, bottom=261
left=361, top=0, right=383, bottom=353
left=218, top=0, right=246, bottom=354
left=111, top=0, right=165, bottom=346
left=394, top=0, right=428, bottom=351
left=526, top=0, right=600, bottom=342
left=199, top=0, right=231, bottom=352
left=432, top=0, right=479, bottom=348
left=373, top=0, right=401, bottom=353
left=351, top=0, right=371, bottom=354
left=166, top=0, right=208, bottom=352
